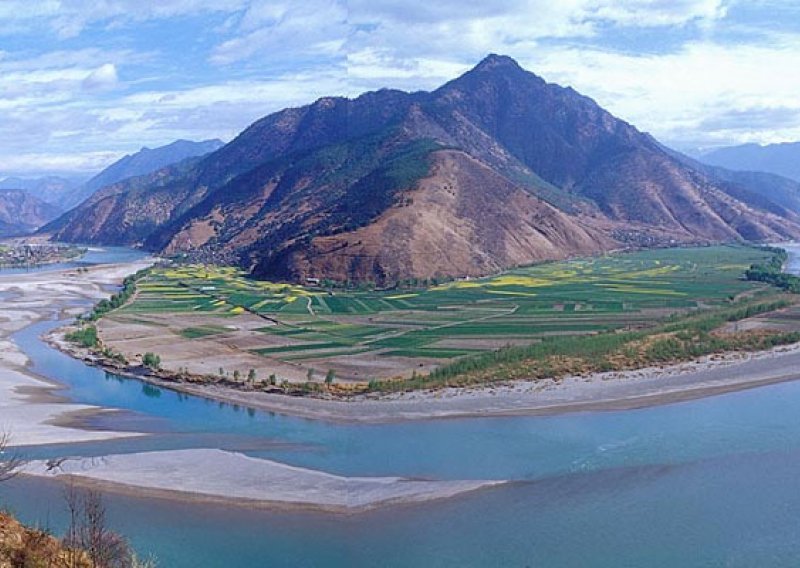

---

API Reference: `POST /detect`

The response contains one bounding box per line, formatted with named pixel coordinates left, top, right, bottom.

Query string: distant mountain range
left=0, top=139, right=224, bottom=234
left=75, top=139, right=224, bottom=209
left=0, top=189, right=62, bottom=237
left=0, top=176, right=85, bottom=211
left=665, top=146, right=800, bottom=214
left=698, top=142, right=800, bottom=182
left=43, top=55, right=800, bottom=283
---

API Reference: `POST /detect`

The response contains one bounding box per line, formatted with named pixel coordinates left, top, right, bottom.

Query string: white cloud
left=519, top=36, right=800, bottom=147
left=0, top=151, right=125, bottom=175
left=23, top=0, right=248, bottom=38
left=210, top=0, right=348, bottom=65
left=340, top=0, right=731, bottom=92
left=2, top=0, right=799, bottom=176
left=590, top=0, right=728, bottom=26
left=82, top=63, right=119, bottom=91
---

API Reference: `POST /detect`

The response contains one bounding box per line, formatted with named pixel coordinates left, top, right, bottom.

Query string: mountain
left=0, top=176, right=85, bottom=210
left=64, top=139, right=225, bottom=210
left=0, top=189, right=62, bottom=236
left=44, top=55, right=800, bottom=284
left=0, top=140, right=224, bottom=215
left=663, top=144, right=800, bottom=214
left=699, top=142, right=800, bottom=182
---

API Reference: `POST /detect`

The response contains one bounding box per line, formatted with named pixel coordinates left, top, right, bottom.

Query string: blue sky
left=1, top=0, right=799, bottom=177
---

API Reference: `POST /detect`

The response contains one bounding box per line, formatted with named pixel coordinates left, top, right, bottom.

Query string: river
left=4, top=246, right=800, bottom=566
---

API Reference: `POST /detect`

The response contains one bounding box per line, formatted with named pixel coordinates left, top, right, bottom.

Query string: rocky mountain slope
left=0, top=139, right=224, bottom=235
left=62, top=138, right=225, bottom=211
left=0, top=189, right=62, bottom=236
left=664, top=144, right=800, bottom=214
left=44, top=55, right=800, bottom=283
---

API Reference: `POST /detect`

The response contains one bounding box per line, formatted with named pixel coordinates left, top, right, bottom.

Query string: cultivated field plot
left=103, top=246, right=773, bottom=381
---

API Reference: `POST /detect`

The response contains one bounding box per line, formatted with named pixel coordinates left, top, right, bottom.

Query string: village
left=0, top=241, right=85, bottom=268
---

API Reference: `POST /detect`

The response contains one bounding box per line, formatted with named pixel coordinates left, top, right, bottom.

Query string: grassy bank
left=366, top=295, right=799, bottom=392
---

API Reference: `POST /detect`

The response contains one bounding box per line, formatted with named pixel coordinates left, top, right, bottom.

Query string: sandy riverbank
left=0, top=259, right=154, bottom=447
left=50, top=335, right=800, bottom=423
left=24, top=448, right=504, bottom=513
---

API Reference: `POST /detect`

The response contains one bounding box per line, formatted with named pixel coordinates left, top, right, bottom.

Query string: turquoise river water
left=3, top=246, right=800, bottom=566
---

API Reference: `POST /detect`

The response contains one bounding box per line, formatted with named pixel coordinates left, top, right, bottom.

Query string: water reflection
left=141, top=384, right=162, bottom=399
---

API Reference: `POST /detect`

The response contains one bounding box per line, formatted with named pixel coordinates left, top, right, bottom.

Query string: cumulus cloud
left=590, top=0, right=728, bottom=26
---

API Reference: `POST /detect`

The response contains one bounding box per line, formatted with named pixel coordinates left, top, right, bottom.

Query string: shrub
left=142, top=352, right=161, bottom=370
left=65, top=326, right=98, bottom=348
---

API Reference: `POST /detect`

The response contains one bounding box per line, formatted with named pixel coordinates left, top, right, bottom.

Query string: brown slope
left=0, top=512, right=92, bottom=567
left=45, top=161, right=207, bottom=246
left=429, top=55, right=800, bottom=244
left=271, top=150, right=614, bottom=283
left=0, top=189, right=62, bottom=236
left=578, top=148, right=800, bottom=245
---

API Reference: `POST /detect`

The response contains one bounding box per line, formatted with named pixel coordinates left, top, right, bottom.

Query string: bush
left=744, top=246, right=800, bottom=293
left=142, top=352, right=161, bottom=370
left=65, top=326, right=98, bottom=348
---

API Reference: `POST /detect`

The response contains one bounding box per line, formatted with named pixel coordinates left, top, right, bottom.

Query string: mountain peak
left=44, top=58, right=800, bottom=283
left=474, top=54, right=523, bottom=72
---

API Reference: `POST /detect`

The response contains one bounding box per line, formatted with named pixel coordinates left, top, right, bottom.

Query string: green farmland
left=108, top=245, right=792, bottom=384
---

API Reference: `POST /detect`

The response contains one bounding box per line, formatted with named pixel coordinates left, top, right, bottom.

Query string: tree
left=324, top=369, right=335, bottom=385
left=63, top=484, right=136, bottom=568
left=142, top=352, right=160, bottom=370
left=0, top=431, right=24, bottom=482
left=247, top=369, right=257, bottom=383
left=306, top=368, right=314, bottom=381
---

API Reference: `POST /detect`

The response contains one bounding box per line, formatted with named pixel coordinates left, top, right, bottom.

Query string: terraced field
left=99, top=245, right=778, bottom=382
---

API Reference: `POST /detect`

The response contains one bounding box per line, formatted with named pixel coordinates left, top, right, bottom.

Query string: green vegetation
left=367, top=296, right=798, bottom=391
left=142, top=352, right=161, bottom=369
left=65, top=325, right=98, bottom=348
left=179, top=325, right=229, bottom=339
left=84, top=268, right=148, bottom=321
left=745, top=246, right=800, bottom=292
left=100, top=244, right=800, bottom=391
